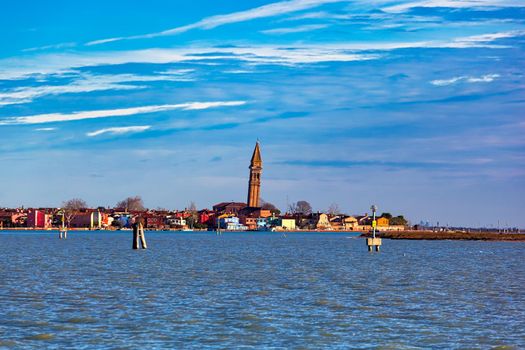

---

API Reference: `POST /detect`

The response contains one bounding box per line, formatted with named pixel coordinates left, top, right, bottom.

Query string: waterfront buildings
left=213, top=202, right=247, bottom=215
left=70, top=211, right=107, bottom=229
left=0, top=142, right=410, bottom=232
left=26, top=209, right=52, bottom=229
left=0, top=209, right=26, bottom=228
left=219, top=216, right=248, bottom=231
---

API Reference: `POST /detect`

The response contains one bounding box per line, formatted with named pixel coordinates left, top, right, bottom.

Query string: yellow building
left=376, top=217, right=390, bottom=227
left=280, top=218, right=296, bottom=230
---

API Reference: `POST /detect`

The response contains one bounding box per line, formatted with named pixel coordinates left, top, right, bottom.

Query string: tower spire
left=247, top=141, right=262, bottom=207
left=250, top=140, right=262, bottom=168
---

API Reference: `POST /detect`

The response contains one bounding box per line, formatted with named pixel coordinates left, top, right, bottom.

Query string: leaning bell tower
left=247, top=141, right=262, bottom=208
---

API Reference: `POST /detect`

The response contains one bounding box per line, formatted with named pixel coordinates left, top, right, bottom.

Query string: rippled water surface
left=0, top=231, right=524, bottom=349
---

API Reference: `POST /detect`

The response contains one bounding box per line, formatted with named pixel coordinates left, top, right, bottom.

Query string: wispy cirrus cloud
left=35, top=127, right=56, bottom=131
left=276, top=159, right=455, bottom=170
left=0, top=46, right=380, bottom=81
left=261, top=24, right=329, bottom=34
left=87, top=125, right=151, bottom=137
left=4, top=29, right=523, bottom=81
left=382, top=0, right=525, bottom=13
left=456, top=30, right=525, bottom=43
left=22, top=42, right=77, bottom=53
left=0, top=101, right=247, bottom=125
left=277, top=157, right=499, bottom=170
left=0, top=72, right=195, bottom=107
left=431, top=74, right=500, bottom=86
left=86, top=0, right=348, bottom=45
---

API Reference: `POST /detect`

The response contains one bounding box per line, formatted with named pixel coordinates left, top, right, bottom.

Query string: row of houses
left=0, top=203, right=407, bottom=232
left=0, top=208, right=194, bottom=230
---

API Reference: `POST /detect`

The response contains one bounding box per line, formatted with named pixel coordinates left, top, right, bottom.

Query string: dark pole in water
left=132, top=216, right=147, bottom=249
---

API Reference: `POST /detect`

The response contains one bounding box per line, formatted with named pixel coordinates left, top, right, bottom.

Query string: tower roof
left=250, top=141, right=262, bottom=168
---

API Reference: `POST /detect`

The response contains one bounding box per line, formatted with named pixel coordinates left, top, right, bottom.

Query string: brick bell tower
left=247, top=141, right=262, bottom=208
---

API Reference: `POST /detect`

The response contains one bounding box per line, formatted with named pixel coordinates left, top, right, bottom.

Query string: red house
left=27, top=209, right=51, bottom=229
left=198, top=209, right=214, bottom=225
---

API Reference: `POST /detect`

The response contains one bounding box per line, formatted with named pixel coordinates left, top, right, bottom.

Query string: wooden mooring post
left=132, top=218, right=147, bottom=250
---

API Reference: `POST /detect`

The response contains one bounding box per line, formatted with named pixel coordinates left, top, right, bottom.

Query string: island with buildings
left=0, top=142, right=522, bottom=240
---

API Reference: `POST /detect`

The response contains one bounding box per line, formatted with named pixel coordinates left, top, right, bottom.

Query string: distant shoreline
left=2, top=228, right=524, bottom=241
left=362, top=231, right=525, bottom=241
left=0, top=227, right=361, bottom=233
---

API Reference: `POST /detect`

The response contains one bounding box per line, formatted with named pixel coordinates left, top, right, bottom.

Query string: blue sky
left=1, top=0, right=524, bottom=227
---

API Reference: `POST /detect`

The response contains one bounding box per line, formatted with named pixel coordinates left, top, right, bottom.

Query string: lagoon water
left=0, top=231, right=524, bottom=349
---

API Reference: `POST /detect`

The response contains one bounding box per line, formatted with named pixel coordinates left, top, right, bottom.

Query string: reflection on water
left=0, top=231, right=524, bottom=349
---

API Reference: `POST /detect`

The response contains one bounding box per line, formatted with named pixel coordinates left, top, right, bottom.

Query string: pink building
left=26, top=209, right=51, bottom=229
left=70, top=211, right=107, bottom=229
left=0, top=210, right=26, bottom=228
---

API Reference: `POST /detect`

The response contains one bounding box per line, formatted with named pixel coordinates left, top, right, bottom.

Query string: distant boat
left=182, top=228, right=193, bottom=232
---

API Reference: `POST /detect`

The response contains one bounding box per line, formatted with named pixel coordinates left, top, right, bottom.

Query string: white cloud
left=383, top=0, right=525, bottom=13
left=0, top=72, right=195, bottom=107
left=285, top=10, right=350, bottom=20
left=86, top=0, right=348, bottom=45
left=1, top=30, right=522, bottom=81
left=431, top=74, right=500, bottom=86
left=157, top=68, right=195, bottom=75
left=261, top=24, right=329, bottom=34
left=467, top=74, right=500, bottom=82
left=222, top=70, right=255, bottom=74
left=0, top=100, right=247, bottom=125
left=453, top=31, right=525, bottom=44
left=85, top=37, right=125, bottom=46
left=87, top=125, right=151, bottom=137
left=22, top=42, right=77, bottom=53
left=0, top=46, right=379, bottom=81
left=35, top=127, right=56, bottom=131
left=430, top=76, right=466, bottom=86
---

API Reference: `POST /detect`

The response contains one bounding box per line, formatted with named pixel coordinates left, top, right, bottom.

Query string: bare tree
left=186, top=201, right=198, bottom=229
left=62, top=198, right=87, bottom=228
left=188, top=201, right=198, bottom=213
left=296, top=200, right=312, bottom=215
left=260, top=199, right=281, bottom=215
left=287, top=202, right=298, bottom=215
left=327, top=203, right=341, bottom=216
left=116, top=196, right=145, bottom=211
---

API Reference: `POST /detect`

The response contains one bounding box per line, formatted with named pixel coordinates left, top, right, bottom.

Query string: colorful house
left=26, top=209, right=52, bottom=229
left=70, top=211, right=107, bottom=229
left=268, top=216, right=296, bottom=230
left=376, top=217, right=390, bottom=227
left=198, top=209, right=215, bottom=226
left=0, top=210, right=26, bottom=228
left=219, top=216, right=247, bottom=231
left=330, top=216, right=358, bottom=231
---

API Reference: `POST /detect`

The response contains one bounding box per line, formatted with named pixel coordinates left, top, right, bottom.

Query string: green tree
left=390, top=215, right=407, bottom=226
